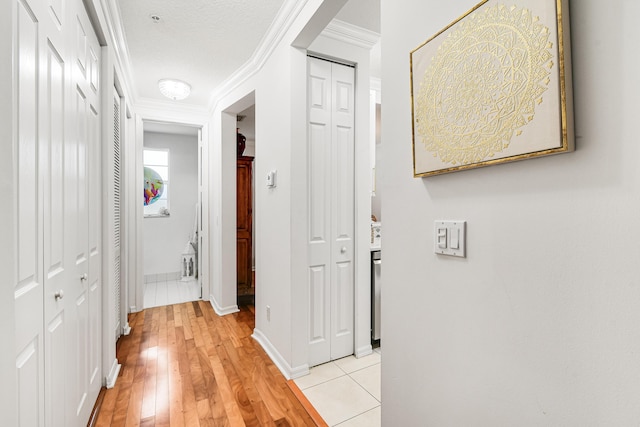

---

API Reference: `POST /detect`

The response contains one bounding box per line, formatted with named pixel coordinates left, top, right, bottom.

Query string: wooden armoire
left=237, top=156, right=254, bottom=304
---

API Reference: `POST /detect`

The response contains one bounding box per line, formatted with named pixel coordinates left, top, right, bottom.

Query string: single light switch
left=266, top=170, right=277, bottom=188
left=437, top=228, right=447, bottom=248
left=450, top=227, right=459, bottom=249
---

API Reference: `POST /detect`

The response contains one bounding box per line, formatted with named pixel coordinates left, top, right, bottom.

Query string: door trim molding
left=355, top=344, right=373, bottom=359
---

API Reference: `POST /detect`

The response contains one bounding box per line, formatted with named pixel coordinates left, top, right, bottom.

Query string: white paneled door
left=307, top=57, right=356, bottom=367
left=14, top=0, right=102, bottom=425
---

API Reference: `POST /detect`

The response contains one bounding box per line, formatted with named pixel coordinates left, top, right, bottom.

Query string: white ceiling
left=116, top=0, right=380, bottom=110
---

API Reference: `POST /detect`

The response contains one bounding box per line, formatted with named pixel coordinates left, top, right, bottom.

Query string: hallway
left=93, top=302, right=317, bottom=426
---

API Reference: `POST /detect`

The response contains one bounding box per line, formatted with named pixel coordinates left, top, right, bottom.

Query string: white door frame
left=129, top=115, right=209, bottom=313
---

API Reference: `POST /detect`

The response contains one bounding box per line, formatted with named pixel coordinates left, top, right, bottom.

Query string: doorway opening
left=236, top=104, right=256, bottom=310
left=141, top=121, right=202, bottom=308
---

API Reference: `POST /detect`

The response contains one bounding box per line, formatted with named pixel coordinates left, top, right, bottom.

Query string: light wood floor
left=94, top=301, right=319, bottom=426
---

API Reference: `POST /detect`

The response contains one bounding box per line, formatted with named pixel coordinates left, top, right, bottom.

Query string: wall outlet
left=266, top=305, right=271, bottom=321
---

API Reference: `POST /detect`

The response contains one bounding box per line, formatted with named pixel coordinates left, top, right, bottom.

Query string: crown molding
left=98, top=0, right=380, bottom=123
left=135, top=97, right=210, bottom=126
left=97, top=0, right=313, bottom=122
left=206, top=0, right=311, bottom=115
left=321, top=19, right=380, bottom=50
left=96, top=0, right=138, bottom=104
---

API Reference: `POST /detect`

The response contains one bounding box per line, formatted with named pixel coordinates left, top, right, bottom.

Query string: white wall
left=381, top=0, right=640, bottom=425
left=206, top=0, right=383, bottom=377
left=143, top=131, right=198, bottom=277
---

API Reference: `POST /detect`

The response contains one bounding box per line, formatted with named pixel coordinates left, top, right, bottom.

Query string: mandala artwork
left=414, top=3, right=555, bottom=166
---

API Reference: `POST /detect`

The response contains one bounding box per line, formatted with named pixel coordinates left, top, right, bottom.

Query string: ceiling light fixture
left=158, top=79, right=191, bottom=101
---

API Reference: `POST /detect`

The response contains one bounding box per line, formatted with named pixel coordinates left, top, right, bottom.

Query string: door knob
left=54, top=290, right=64, bottom=300
left=341, top=246, right=347, bottom=254
left=80, top=273, right=88, bottom=281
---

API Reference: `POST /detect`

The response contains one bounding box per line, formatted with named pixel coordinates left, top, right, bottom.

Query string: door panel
left=308, top=58, right=332, bottom=365
left=46, top=312, right=66, bottom=426
left=15, top=1, right=45, bottom=424
left=330, top=64, right=355, bottom=360
left=307, top=57, right=355, bottom=366
left=72, top=7, right=102, bottom=423
left=308, top=123, right=329, bottom=245
left=334, top=125, right=354, bottom=240
left=16, top=340, right=41, bottom=427
left=43, top=31, right=68, bottom=427
left=75, top=16, right=87, bottom=75
left=237, top=238, right=250, bottom=286
left=48, top=0, right=63, bottom=27
left=74, top=291, right=89, bottom=416
left=334, top=261, right=353, bottom=338
left=15, top=0, right=102, bottom=424
left=309, top=266, right=328, bottom=343
left=86, top=51, right=102, bottom=408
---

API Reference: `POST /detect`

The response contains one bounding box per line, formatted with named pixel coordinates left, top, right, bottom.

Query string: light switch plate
left=266, top=170, right=277, bottom=188
left=434, top=220, right=466, bottom=257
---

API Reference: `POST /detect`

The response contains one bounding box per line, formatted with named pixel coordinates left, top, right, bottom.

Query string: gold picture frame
left=410, top=0, right=574, bottom=177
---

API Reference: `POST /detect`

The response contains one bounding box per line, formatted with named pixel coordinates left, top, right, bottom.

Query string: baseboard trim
left=252, top=328, right=309, bottom=380
left=209, top=294, right=239, bottom=316
left=122, top=322, right=131, bottom=336
left=105, top=358, right=121, bottom=389
left=355, top=344, right=373, bottom=359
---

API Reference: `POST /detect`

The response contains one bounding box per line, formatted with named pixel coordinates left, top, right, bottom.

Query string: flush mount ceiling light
left=158, top=79, right=191, bottom=101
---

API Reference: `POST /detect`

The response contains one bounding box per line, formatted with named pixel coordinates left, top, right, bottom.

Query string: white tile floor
left=143, top=278, right=202, bottom=308
left=295, top=349, right=382, bottom=427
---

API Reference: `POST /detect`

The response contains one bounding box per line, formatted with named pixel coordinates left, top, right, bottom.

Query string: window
left=143, top=148, right=170, bottom=217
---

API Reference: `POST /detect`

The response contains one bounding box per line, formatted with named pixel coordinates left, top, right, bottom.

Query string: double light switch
left=434, top=221, right=466, bottom=257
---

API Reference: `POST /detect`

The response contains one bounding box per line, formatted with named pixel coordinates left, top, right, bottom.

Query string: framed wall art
left=410, top=0, right=573, bottom=177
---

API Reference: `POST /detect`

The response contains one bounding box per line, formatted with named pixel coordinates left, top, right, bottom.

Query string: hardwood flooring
left=94, top=301, right=319, bottom=426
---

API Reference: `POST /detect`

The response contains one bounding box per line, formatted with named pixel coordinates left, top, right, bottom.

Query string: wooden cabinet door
left=237, top=157, right=253, bottom=299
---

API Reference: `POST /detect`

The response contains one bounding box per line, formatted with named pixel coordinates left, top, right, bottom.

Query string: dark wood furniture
left=237, top=156, right=254, bottom=304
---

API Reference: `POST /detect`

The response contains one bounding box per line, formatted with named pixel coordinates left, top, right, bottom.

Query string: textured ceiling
left=116, top=0, right=380, bottom=109
left=117, top=0, right=286, bottom=107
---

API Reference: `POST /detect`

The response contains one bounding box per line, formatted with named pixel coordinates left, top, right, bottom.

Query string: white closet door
left=14, top=0, right=102, bottom=425
left=41, top=2, right=72, bottom=425
left=67, top=7, right=102, bottom=424
left=329, top=62, right=355, bottom=361
left=14, top=0, right=48, bottom=424
left=307, top=57, right=355, bottom=367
